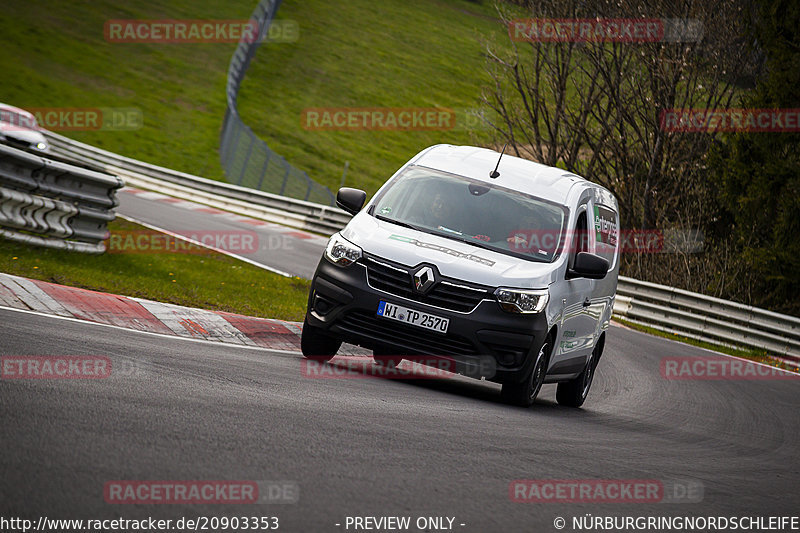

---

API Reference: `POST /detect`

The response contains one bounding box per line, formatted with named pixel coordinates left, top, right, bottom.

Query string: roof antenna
left=489, top=143, right=507, bottom=179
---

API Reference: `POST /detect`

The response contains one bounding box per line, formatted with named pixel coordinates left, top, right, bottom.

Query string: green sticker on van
left=594, top=205, right=618, bottom=246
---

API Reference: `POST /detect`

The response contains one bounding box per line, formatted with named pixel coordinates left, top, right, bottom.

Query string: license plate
left=376, top=301, right=449, bottom=334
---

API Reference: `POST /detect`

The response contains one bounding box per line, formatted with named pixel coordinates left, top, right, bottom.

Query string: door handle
left=582, top=297, right=592, bottom=307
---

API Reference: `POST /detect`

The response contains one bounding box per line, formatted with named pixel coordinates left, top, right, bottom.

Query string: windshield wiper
left=374, top=214, right=424, bottom=233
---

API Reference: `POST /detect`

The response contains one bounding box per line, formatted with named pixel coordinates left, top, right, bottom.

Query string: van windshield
left=371, top=166, right=568, bottom=263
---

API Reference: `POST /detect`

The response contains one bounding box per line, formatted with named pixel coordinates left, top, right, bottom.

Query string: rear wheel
left=556, top=339, right=601, bottom=408
left=501, top=337, right=551, bottom=407
left=300, top=319, right=341, bottom=362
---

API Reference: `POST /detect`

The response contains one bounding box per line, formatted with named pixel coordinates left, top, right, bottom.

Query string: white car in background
left=0, top=103, right=49, bottom=153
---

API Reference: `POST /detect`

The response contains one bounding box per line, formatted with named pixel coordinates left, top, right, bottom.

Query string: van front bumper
left=305, top=257, right=549, bottom=384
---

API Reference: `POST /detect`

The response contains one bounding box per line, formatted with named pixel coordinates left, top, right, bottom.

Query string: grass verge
left=613, top=317, right=799, bottom=373
left=0, top=218, right=311, bottom=321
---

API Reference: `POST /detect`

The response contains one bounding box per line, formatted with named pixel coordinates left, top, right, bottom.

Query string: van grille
left=337, top=310, right=476, bottom=356
left=363, top=256, right=490, bottom=313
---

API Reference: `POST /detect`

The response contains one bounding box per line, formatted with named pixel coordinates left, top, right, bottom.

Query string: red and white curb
left=4, top=273, right=795, bottom=375
left=122, top=187, right=330, bottom=245
left=0, top=272, right=368, bottom=356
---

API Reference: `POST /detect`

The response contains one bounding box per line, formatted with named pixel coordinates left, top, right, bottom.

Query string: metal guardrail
left=219, top=0, right=336, bottom=206
left=0, top=143, right=123, bottom=253
left=41, top=130, right=351, bottom=235
left=614, top=276, right=800, bottom=361
left=36, top=131, right=799, bottom=362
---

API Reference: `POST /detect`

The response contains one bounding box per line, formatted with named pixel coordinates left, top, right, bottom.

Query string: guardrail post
left=255, top=150, right=272, bottom=190
left=279, top=162, right=291, bottom=196
left=225, top=120, right=243, bottom=174
left=238, top=131, right=256, bottom=185
left=219, top=110, right=232, bottom=163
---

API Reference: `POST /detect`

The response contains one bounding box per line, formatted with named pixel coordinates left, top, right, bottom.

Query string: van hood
left=341, top=212, right=559, bottom=289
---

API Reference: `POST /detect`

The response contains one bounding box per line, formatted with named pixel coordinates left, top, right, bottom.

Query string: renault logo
left=413, top=266, right=436, bottom=293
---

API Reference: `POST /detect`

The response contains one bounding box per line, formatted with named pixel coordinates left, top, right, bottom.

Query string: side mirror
left=567, top=252, right=609, bottom=280
left=336, top=187, right=367, bottom=215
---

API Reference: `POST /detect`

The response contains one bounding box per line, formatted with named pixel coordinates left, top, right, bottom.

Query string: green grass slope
left=1, top=0, right=505, bottom=193
left=238, top=0, right=504, bottom=194
left=0, top=0, right=259, bottom=180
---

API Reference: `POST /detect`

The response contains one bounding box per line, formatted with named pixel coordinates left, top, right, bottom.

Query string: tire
left=300, top=319, right=341, bottom=362
left=501, top=337, right=551, bottom=407
left=556, top=339, right=601, bottom=408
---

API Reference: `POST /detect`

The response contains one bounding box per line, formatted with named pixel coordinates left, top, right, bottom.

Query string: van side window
left=593, top=204, right=618, bottom=269
left=574, top=210, right=589, bottom=263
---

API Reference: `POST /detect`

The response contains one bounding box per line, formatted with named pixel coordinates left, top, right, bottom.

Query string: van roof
left=412, top=144, right=608, bottom=206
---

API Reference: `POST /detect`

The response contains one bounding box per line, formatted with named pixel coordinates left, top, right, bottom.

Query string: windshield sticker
left=437, top=226, right=462, bottom=235
left=379, top=206, right=393, bottom=215
left=388, top=234, right=496, bottom=267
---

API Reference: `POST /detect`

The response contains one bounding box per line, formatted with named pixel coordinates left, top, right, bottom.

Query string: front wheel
left=501, top=337, right=551, bottom=407
left=556, top=341, right=601, bottom=408
left=300, top=319, right=341, bottom=362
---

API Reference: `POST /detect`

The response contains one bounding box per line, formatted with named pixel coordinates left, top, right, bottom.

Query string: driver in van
left=412, top=191, right=459, bottom=233
left=506, top=213, right=542, bottom=252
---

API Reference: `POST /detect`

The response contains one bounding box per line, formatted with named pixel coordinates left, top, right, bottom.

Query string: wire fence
left=219, top=0, right=336, bottom=206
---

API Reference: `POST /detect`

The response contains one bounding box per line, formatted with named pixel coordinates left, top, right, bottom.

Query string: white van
left=301, top=145, right=620, bottom=407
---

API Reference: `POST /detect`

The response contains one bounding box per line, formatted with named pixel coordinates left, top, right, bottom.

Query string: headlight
left=494, top=288, right=549, bottom=314
left=35, top=142, right=47, bottom=151
left=324, top=233, right=362, bottom=267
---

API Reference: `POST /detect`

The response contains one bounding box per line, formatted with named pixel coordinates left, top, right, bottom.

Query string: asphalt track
left=1, top=192, right=799, bottom=531
left=2, top=307, right=799, bottom=531
left=117, top=189, right=326, bottom=279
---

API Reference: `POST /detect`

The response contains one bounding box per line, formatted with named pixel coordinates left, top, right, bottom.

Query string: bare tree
left=481, top=0, right=755, bottom=286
